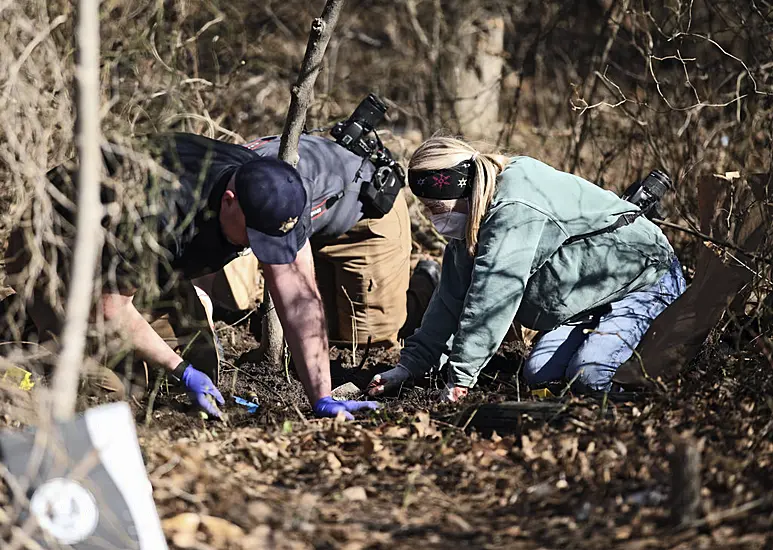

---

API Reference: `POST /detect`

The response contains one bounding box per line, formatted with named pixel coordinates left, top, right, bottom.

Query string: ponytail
left=408, top=136, right=507, bottom=255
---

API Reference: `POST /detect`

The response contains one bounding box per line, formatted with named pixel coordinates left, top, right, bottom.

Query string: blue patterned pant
left=523, top=258, right=687, bottom=392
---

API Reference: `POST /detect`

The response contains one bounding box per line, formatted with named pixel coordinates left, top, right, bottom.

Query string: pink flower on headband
left=432, top=173, right=451, bottom=189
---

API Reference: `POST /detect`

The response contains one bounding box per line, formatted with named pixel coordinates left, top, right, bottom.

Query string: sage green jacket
left=399, top=156, right=674, bottom=388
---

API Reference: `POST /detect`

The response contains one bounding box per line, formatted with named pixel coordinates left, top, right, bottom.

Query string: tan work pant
left=312, top=192, right=412, bottom=346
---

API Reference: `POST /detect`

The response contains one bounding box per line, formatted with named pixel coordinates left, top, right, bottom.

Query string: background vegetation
left=0, top=1, right=772, bottom=547
left=3, top=0, right=772, bottom=259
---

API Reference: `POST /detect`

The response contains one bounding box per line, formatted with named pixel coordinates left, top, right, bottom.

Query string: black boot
left=399, top=259, right=441, bottom=340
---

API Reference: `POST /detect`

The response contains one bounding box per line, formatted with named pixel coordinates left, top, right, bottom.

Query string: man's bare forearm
left=101, top=293, right=182, bottom=372
left=278, top=288, right=331, bottom=403
left=262, top=242, right=331, bottom=404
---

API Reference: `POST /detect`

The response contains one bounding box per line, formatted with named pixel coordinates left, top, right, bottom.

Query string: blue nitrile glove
left=313, top=396, right=379, bottom=420
left=180, top=364, right=225, bottom=418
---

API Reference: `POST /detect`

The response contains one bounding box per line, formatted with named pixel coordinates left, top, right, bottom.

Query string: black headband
left=408, top=159, right=474, bottom=199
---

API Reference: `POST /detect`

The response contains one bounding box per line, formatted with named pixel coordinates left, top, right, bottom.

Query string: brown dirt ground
left=131, top=319, right=773, bottom=550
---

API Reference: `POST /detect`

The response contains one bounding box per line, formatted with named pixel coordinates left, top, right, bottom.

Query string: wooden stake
left=670, top=437, right=702, bottom=525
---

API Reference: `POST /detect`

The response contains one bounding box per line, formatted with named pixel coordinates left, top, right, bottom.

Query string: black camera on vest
left=331, top=94, right=387, bottom=157
left=621, top=169, right=672, bottom=220
left=330, top=94, right=405, bottom=219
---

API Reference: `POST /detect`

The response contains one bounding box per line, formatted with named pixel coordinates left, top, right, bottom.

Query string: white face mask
left=429, top=211, right=468, bottom=240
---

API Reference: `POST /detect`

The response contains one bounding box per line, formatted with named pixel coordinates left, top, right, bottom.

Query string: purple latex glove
left=313, top=396, right=379, bottom=420
left=181, top=365, right=225, bottom=418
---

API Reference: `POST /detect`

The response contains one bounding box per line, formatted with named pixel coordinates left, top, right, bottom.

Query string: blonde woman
left=368, top=136, right=685, bottom=401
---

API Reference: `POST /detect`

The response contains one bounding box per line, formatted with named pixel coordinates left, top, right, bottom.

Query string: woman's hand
left=442, top=382, right=469, bottom=402
left=367, top=365, right=412, bottom=396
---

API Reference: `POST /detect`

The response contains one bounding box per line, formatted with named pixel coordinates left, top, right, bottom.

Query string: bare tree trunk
left=258, top=0, right=345, bottom=368
left=51, top=0, right=103, bottom=421
left=452, top=16, right=505, bottom=139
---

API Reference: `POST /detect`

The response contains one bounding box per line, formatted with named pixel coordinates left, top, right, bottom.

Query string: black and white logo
left=30, top=478, right=99, bottom=545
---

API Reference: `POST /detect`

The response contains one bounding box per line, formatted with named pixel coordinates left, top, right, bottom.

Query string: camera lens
left=643, top=170, right=671, bottom=200
left=352, top=94, right=387, bottom=131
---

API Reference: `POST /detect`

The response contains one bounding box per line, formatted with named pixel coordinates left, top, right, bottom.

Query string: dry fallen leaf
left=327, top=451, right=343, bottom=470
left=521, top=435, right=537, bottom=461
left=162, top=512, right=200, bottom=549
left=615, top=525, right=633, bottom=540
left=242, top=525, right=273, bottom=549
left=248, top=501, right=273, bottom=523
left=383, top=425, right=411, bottom=438
left=446, top=512, right=472, bottom=532
left=360, top=432, right=384, bottom=458
left=200, top=515, right=245, bottom=547
left=342, top=486, right=368, bottom=502
left=412, top=411, right=439, bottom=438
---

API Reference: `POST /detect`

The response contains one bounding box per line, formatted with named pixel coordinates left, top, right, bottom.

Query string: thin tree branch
left=278, top=0, right=346, bottom=168
left=259, top=0, right=346, bottom=367
left=52, top=0, right=103, bottom=421
left=654, top=219, right=773, bottom=267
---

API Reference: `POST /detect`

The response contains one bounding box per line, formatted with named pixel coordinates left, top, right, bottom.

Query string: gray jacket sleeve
left=397, top=241, right=471, bottom=378
left=447, top=203, right=548, bottom=387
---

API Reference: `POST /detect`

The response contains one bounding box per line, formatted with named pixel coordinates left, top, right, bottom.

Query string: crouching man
left=3, top=133, right=378, bottom=419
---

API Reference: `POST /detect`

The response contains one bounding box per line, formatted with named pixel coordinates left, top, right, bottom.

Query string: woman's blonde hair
left=409, top=136, right=507, bottom=255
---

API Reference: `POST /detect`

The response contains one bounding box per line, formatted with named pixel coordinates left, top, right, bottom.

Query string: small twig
left=355, top=336, right=372, bottom=370
left=559, top=368, right=583, bottom=398
left=148, top=454, right=181, bottom=481
left=0, top=341, right=45, bottom=348
left=460, top=407, right=479, bottom=432
left=180, top=15, right=224, bottom=47
left=341, top=286, right=358, bottom=365
left=0, top=463, right=30, bottom=509
left=215, top=308, right=256, bottom=332
left=684, top=497, right=772, bottom=530
left=144, top=369, right=165, bottom=426
left=283, top=340, right=291, bottom=383
left=567, top=417, right=593, bottom=431
left=599, top=391, right=609, bottom=418
left=51, top=0, right=104, bottom=421
left=230, top=363, right=238, bottom=394
left=0, top=14, right=67, bottom=101
left=293, top=404, right=309, bottom=425
left=7, top=521, right=44, bottom=550
left=179, top=329, right=202, bottom=357
left=547, top=402, right=572, bottom=425
left=654, top=219, right=773, bottom=267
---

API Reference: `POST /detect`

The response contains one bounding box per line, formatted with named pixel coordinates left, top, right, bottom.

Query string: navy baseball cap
left=234, top=158, right=308, bottom=264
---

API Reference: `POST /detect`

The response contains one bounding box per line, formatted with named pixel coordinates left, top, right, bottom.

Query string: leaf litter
left=131, top=325, right=773, bottom=549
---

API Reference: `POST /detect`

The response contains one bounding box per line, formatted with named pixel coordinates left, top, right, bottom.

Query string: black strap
left=169, top=360, right=188, bottom=385
left=563, top=212, right=642, bottom=246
